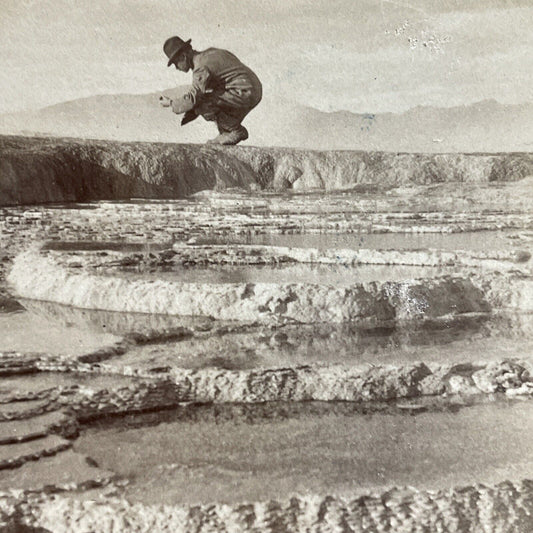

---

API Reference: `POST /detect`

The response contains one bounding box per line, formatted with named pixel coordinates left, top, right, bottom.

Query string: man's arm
left=188, top=66, right=211, bottom=103
left=169, top=65, right=212, bottom=115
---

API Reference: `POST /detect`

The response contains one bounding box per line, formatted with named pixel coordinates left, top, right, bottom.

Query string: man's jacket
left=172, top=48, right=262, bottom=115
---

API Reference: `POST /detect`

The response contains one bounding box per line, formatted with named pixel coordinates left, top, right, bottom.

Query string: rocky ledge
left=2, top=135, right=533, bottom=205
left=2, top=352, right=533, bottom=415
left=2, top=480, right=533, bottom=532
left=9, top=246, right=533, bottom=324
left=8, top=249, right=495, bottom=323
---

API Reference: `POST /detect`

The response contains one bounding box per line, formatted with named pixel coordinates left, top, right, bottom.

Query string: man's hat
left=164, top=36, right=192, bottom=67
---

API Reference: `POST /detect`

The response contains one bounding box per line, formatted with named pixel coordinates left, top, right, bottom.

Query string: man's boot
left=207, top=126, right=249, bottom=145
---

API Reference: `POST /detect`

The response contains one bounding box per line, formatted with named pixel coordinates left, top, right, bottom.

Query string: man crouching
left=161, top=36, right=262, bottom=145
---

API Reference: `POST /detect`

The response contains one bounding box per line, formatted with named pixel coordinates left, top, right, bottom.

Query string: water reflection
left=15, top=298, right=533, bottom=370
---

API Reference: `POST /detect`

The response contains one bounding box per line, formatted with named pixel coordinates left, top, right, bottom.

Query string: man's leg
left=195, top=87, right=261, bottom=144
left=208, top=107, right=250, bottom=145
left=193, top=99, right=248, bottom=144
left=194, top=98, right=219, bottom=122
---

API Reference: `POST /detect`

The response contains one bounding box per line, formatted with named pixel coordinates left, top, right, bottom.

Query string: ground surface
left=1, top=175, right=533, bottom=531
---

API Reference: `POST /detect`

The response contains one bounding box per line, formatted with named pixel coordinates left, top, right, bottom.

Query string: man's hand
left=159, top=95, right=172, bottom=108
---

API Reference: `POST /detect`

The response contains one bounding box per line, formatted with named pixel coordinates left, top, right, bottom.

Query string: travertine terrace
left=1, top=136, right=533, bottom=532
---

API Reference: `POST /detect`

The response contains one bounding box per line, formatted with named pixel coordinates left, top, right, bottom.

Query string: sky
left=0, top=0, right=532, bottom=114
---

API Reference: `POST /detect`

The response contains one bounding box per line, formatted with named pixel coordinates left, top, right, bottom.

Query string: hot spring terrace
left=1, top=136, right=533, bottom=531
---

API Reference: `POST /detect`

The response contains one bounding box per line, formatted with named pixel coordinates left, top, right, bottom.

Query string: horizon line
left=1, top=91, right=531, bottom=118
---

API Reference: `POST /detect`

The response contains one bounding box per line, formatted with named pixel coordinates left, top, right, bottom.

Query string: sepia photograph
left=0, top=1, right=532, bottom=531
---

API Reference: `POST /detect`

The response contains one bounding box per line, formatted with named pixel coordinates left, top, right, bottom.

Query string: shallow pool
left=199, top=229, right=521, bottom=252
left=74, top=400, right=533, bottom=505
left=12, top=300, right=533, bottom=370
left=0, top=307, right=121, bottom=357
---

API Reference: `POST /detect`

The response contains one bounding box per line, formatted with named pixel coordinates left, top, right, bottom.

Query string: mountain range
left=0, top=88, right=531, bottom=152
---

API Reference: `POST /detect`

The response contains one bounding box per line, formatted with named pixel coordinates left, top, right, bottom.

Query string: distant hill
left=0, top=89, right=531, bottom=152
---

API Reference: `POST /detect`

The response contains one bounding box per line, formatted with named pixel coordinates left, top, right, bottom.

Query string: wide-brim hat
left=164, top=36, right=192, bottom=67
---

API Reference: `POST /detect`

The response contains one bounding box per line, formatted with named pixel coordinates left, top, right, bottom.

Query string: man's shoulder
left=195, top=48, right=239, bottom=66
left=200, top=47, right=232, bottom=56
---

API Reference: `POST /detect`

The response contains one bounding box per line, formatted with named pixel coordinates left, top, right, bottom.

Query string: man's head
left=163, top=36, right=193, bottom=72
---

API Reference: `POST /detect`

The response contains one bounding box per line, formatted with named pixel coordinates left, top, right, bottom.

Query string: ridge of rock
left=2, top=135, right=533, bottom=205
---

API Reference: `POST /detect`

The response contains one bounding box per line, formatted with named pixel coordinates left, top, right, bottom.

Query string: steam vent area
left=2, top=135, right=533, bottom=532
